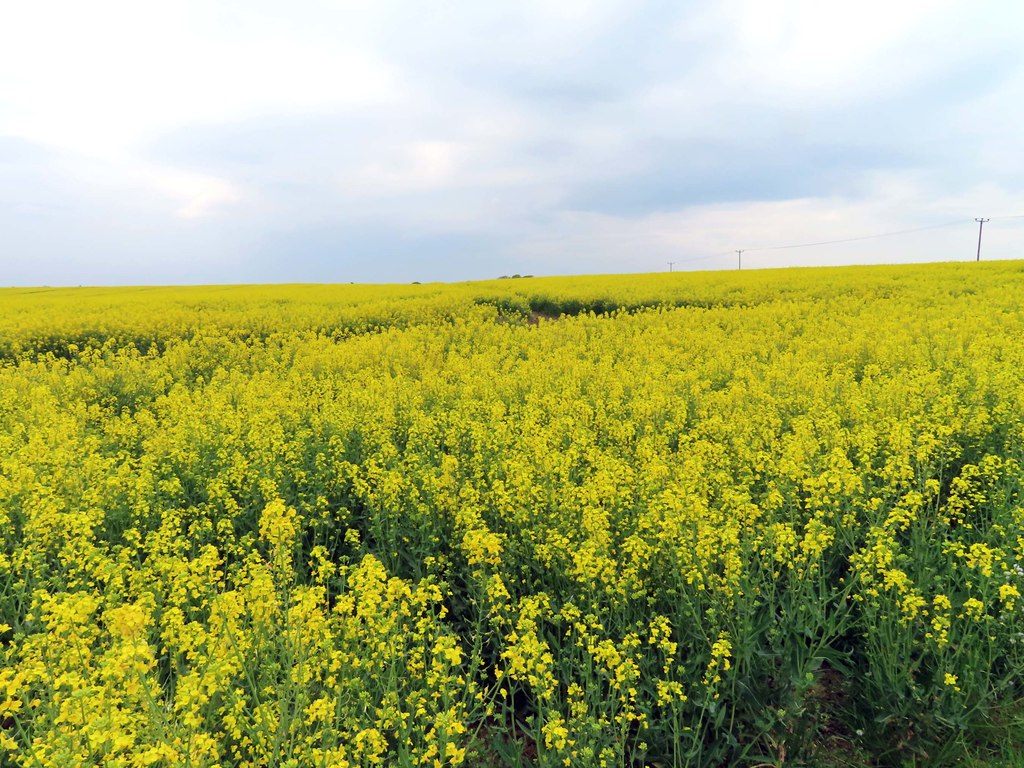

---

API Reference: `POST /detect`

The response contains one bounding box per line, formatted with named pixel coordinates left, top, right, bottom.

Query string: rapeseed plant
left=2, top=262, right=1024, bottom=764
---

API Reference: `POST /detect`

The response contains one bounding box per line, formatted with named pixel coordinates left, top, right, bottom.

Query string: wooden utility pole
left=975, top=218, right=989, bottom=261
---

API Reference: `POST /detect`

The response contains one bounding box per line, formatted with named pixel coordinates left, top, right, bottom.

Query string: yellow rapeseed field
left=2, top=262, right=1024, bottom=766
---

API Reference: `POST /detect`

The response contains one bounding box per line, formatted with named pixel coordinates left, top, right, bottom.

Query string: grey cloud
left=5, top=1, right=1024, bottom=284
left=147, top=3, right=1018, bottom=230
left=561, top=140, right=911, bottom=215
left=250, top=222, right=511, bottom=282
left=0, top=137, right=53, bottom=164
left=151, top=115, right=381, bottom=176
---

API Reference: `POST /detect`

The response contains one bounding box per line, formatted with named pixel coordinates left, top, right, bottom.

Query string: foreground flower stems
left=2, top=262, right=1024, bottom=766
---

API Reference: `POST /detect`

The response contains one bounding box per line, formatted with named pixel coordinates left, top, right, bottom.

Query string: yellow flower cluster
left=3, top=262, right=1024, bottom=764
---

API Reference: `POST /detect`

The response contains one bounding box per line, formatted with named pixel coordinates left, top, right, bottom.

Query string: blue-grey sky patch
left=561, top=138, right=913, bottom=215
left=1, top=0, right=1023, bottom=285
left=252, top=223, right=508, bottom=284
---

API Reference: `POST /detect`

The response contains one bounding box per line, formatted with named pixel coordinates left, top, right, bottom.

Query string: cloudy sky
left=2, top=0, right=1023, bottom=284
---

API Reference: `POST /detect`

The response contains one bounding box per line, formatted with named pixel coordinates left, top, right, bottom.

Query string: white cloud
left=0, top=2, right=402, bottom=164
left=720, top=0, right=952, bottom=94
left=145, top=167, right=241, bottom=220
left=356, top=140, right=466, bottom=192
left=0, top=1, right=405, bottom=221
left=1, top=0, right=1022, bottom=283
left=509, top=175, right=1024, bottom=276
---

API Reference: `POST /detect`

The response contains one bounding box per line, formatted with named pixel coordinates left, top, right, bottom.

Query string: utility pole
left=667, top=261, right=675, bottom=273
left=736, top=249, right=744, bottom=270
left=975, top=218, right=989, bottom=261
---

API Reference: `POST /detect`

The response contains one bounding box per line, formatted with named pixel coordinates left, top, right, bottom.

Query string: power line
left=671, top=212, right=1024, bottom=272
left=743, top=218, right=968, bottom=253
left=676, top=252, right=733, bottom=265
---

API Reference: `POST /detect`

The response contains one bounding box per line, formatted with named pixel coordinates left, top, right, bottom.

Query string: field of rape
left=3, top=261, right=1024, bottom=767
